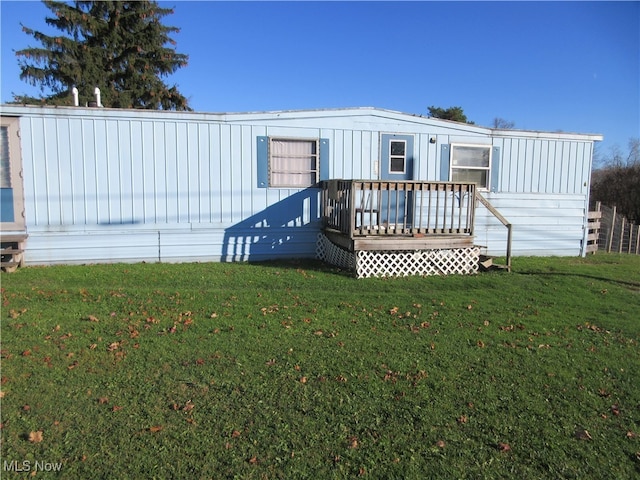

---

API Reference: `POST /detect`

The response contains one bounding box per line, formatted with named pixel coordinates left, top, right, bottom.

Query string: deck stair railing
left=321, top=180, right=477, bottom=239
left=475, top=192, right=512, bottom=271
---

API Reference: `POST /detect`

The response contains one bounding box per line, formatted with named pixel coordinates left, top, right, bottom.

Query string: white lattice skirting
left=316, top=233, right=356, bottom=270
left=316, top=233, right=480, bottom=278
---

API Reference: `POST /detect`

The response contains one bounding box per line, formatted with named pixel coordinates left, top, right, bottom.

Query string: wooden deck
left=320, top=180, right=477, bottom=252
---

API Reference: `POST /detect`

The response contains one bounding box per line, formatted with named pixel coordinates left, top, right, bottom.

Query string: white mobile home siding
left=0, top=106, right=601, bottom=265
left=479, top=134, right=596, bottom=256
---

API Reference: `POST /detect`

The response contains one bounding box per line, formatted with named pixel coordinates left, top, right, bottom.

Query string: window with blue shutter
left=0, top=125, right=15, bottom=222
left=440, top=144, right=500, bottom=192
left=257, top=136, right=329, bottom=188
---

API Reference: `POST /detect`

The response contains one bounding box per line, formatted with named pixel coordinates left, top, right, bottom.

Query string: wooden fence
left=590, top=203, right=640, bottom=254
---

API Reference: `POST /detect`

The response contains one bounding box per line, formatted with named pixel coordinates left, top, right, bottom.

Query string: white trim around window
left=450, top=143, right=492, bottom=190
left=268, top=137, right=319, bottom=188
left=388, top=139, right=407, bottom=174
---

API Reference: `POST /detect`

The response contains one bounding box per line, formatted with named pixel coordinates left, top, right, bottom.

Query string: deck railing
left=321, top=180, right=476, bottom=238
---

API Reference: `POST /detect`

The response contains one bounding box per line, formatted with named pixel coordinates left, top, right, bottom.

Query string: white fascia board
left=491, top=128, right=603, bottom=142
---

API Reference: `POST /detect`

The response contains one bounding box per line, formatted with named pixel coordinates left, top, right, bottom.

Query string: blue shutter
left=0, top=188, right=15, bottom=222
left=440, top=144, right=450, bottom=181
left=257, top=136, right=268, bottom=188
left=491, top=146, right=501, bottom=193
left=319, top=138, right=329, bottom=181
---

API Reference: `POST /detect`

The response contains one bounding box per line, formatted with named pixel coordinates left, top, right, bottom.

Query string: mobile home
left=0, top=105, right=602, bottom=276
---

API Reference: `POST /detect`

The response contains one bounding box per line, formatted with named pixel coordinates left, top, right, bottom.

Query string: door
left=380, top=134, right=414, bottom=229
left=1, top=116, right=26, bottom=232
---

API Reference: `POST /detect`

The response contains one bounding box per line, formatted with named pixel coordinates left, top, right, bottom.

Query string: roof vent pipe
left=94, top=87, right=103, bottom=108
left=72, top=87, right=79, bottom=107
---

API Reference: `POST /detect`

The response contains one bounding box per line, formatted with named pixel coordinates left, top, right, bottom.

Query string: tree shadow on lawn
left=516, top=271, right=640, bottom=291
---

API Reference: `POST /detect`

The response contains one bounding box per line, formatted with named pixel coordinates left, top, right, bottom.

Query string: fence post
left=607, top=206, right=616, bottom=253
left=636, top=225, right=640, bottom=255
left=619, top=217, right=625, bottom=254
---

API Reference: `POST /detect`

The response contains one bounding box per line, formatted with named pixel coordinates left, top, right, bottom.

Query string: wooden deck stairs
left=1, top=234, right=28, bottom=273
left=479, top=254, right=510, bottom=272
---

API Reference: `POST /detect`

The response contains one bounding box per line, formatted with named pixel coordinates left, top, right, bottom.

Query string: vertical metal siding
left=10, top=108, right=598, bottom=264
left=497, top=136, right=592, bottom=195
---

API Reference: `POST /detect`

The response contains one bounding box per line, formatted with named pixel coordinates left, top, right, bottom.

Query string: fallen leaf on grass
left=112, top=406, right=123, bottom=412
left=574, top=427, right=592, bottom=440
left=86, top=315, right=99, bottom=322
left=248, top=456, right=258, bottom=465
left=148, top=426, right=163, bottom=433
left=611, top=405, right=621, bottom=416
left=436, top=440, right=446, bottom=448
left=98, top=397, right=109, bottom=404
left=497, top=442, right=511, bottom=452
left=28, top=431, right=43, bottom=443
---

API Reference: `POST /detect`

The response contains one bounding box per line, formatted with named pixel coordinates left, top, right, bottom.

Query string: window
left=450, top=144, right=491, bottom=189
left=1, top=116, right=25, bottom=229
left=269, top=138, right=319, bottom=188
left=0, top=126, right=11, bottom=189
left=389, top=140, right=406, bottom=173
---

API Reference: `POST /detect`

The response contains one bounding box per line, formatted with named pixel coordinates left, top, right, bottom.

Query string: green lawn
left=1, top=255, right=639, bottom=479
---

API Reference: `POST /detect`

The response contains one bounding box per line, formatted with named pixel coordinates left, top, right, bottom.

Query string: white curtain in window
left=272, top=172, right=316, bottom=187
left=270, top=139, right=317, bottom=187
left=271, top=140, right=317, bottom=171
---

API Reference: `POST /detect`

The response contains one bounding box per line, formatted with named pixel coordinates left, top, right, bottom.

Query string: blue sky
left=1, top=1, right=638, bottom=155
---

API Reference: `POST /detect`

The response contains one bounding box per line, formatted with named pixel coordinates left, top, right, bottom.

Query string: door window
left=389, top=140, right=406, bottom=173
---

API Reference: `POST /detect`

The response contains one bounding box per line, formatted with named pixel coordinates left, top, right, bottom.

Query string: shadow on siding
left=222, top=188, right=321, bottom=262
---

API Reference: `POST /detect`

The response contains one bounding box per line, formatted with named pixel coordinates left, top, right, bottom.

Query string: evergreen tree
left=13, top=0, right=190, bottom=110
left=428, top=106, right=475, bottom=124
